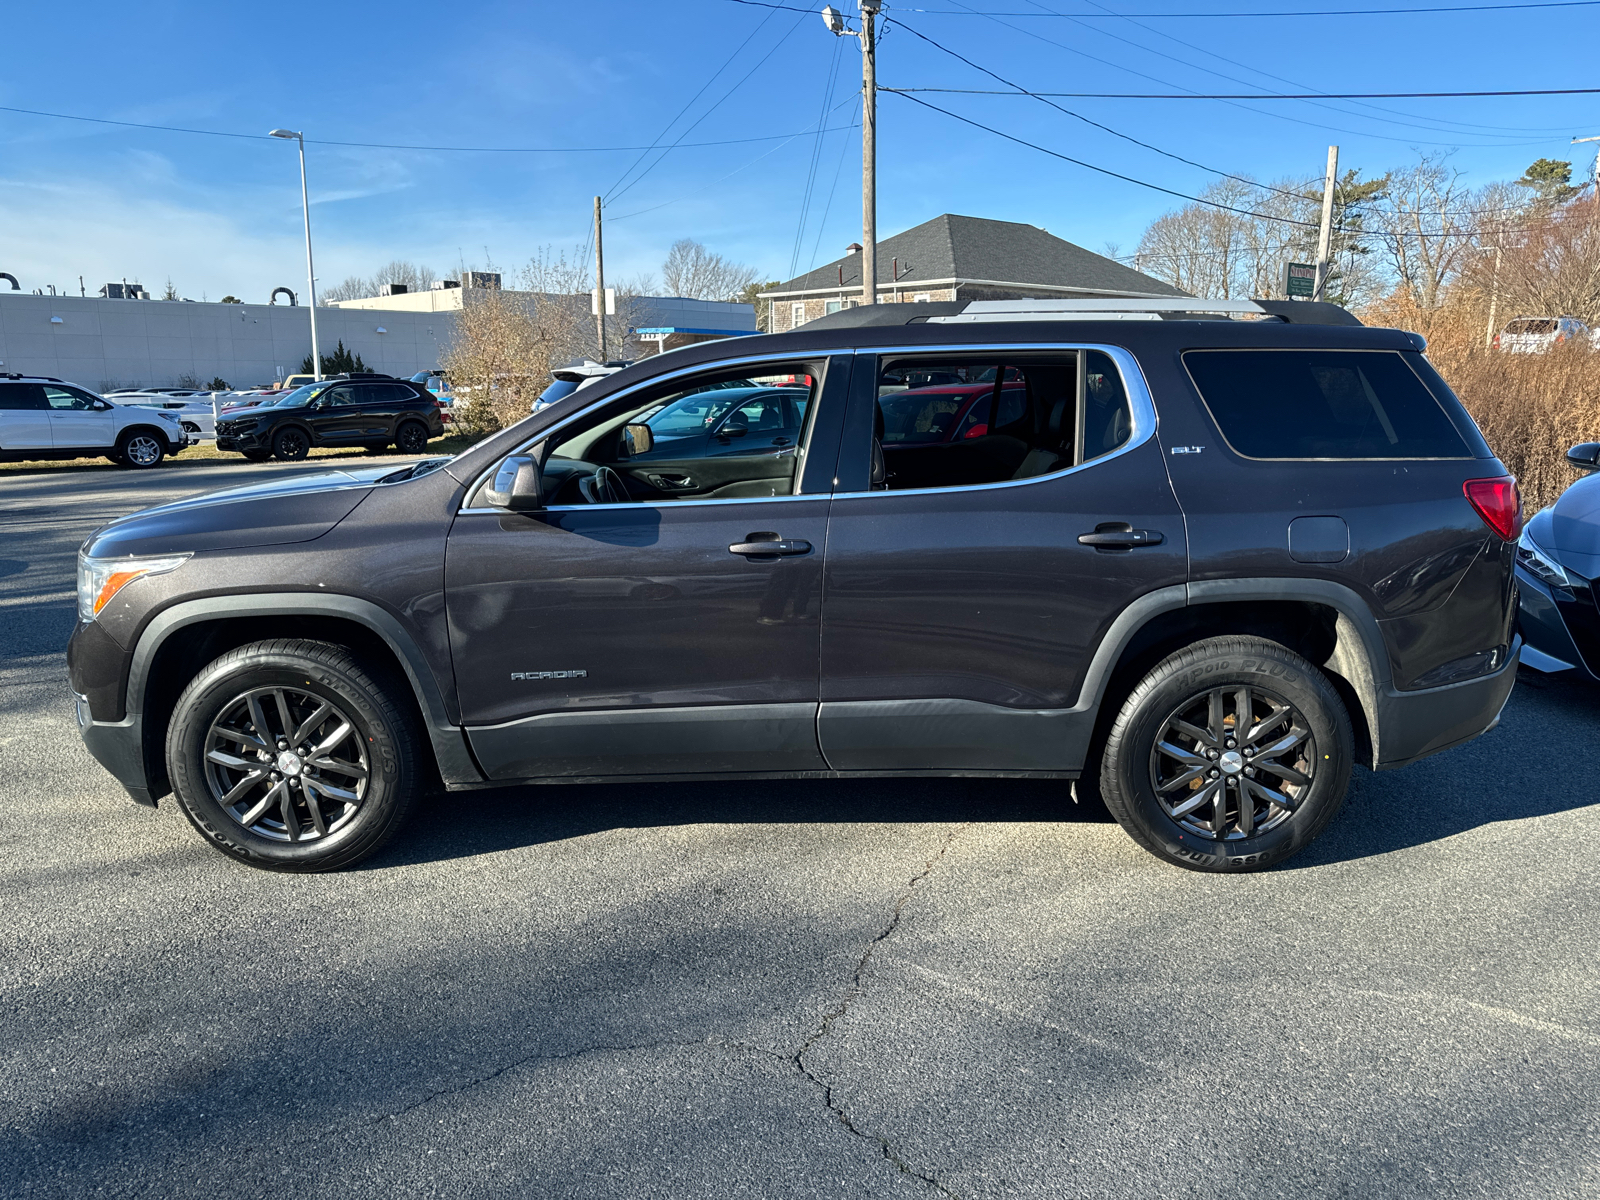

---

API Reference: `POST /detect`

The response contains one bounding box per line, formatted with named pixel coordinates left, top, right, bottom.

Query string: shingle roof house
left=767, top=213, right=1185, bottom=333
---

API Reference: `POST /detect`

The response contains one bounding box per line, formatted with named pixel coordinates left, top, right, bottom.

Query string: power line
left=603, top=3, right=780, bottom=202
left=887, top=86, right=1600, bottom=100
left=0, top=102, right=857, bottom=154
left=958, top=0, right=1559, bottom=145
left=888, top=89, right=1318, bottom=226
left=726, top=0, right=1600, bottom=16
left=726, top=0, right=1600, bottom=14
left=609, top=9, right=810, bottom=206
left=1057, top=0, right=1567, bottom=139
left=887, top=17, right=1310, bottom=200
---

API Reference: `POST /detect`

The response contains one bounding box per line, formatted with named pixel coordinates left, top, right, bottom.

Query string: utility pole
left=824, top=2, right=880, bottom=306
left=1313, top=145, right=1339, bottom=303
left=1571, top=135, right=1600, bottom=214
left=1484, top=241, right=1504, bottom=349
left=593, top=195, right=607, bottom=361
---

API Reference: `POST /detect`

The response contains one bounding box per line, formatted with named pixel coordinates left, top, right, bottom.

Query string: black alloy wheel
left=116, top=430, right=166, bottom=469
left=272, top=427, right=310, bottom=461
left=1099, top=636, right=1353, bottom=873
left=166, top=638, right=423, bottom=871
left=394, top=421, right=430, bottom=454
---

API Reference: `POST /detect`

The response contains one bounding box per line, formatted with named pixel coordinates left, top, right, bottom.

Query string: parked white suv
left=1493, top=315, right=1590, bottom=354
left=0, top=374, right=191, bottom=467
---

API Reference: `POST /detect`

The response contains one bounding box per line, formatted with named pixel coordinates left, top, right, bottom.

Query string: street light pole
left=824, top=2, right=880, bottom=307
left=269, top=129, right=322, bottom=381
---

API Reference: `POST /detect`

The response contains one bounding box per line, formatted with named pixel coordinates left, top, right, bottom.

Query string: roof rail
left=799, top=296, right=1362, bottom=331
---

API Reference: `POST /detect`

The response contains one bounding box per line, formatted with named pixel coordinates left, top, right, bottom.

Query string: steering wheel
left=580, top=465, right=630, bottom=505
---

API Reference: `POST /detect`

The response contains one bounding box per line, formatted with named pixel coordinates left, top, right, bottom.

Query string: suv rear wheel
left=395, top=420, right=430, bottom=454
left=272, top=427, right=310, bottom=461
left=1099, top=636, right=1353, bottom=873
left=116, top=429, right=166, bottom=469
left=165, top=639, right=424, bottom=871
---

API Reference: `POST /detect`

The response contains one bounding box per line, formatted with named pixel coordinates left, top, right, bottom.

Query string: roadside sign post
left=1284, top=262, right=1317, bottom=300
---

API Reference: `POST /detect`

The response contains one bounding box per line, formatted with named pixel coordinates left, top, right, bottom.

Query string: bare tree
left=661, top=239, right=761, bottom=300
left=1370, top=154, right=1478, bottom=310
left=319, top=276, right=374, bottom=304
left=1464, top=195, right=1600, bottom=324
left=372, top=260, right=438, bottom=292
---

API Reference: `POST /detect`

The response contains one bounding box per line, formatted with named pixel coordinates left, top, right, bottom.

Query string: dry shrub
left=1359, top=290, right=1600, bottom=512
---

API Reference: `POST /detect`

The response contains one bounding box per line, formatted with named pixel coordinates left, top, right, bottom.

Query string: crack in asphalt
left=367, top=1037, right=769, bottom=1126
left=789, top=824, right=969, bottom=1198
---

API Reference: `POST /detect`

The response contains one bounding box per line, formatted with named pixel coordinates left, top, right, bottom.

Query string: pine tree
left=299, top=340, right=369, bottom=375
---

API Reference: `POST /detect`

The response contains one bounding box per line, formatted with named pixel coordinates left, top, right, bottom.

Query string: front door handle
left=729, top=533, right=813, bottom=559
left=1078, top=523, right=1165, bottom=551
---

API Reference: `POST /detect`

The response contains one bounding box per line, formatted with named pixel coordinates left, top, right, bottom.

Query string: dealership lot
left=2, top=462, right=1598, bottom=1198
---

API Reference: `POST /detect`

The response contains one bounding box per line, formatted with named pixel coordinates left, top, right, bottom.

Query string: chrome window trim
left=831, top=341, right=1156, bottom=501
left=457, top=340, right=1155, bottom=513
left=458, top=348, right=836, bottom=514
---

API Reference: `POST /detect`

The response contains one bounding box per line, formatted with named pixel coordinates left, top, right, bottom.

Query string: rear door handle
left=729, top=533, right=813, bottom=559
left=1078, top=523, right=1165, bottom=551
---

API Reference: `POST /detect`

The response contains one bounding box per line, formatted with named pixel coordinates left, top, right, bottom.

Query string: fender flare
left=1072, top=578, right=1391, bottom=762
left=127, top=594, right=483, bottom=785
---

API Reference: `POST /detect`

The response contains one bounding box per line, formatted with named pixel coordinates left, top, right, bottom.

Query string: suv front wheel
left=272, top=427, right=310, bottom=461
left=166, top=639, right=424, bottom=871
left=1099, top=636, right=1353, bottom=873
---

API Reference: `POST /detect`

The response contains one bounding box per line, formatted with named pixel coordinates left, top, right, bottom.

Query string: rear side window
left=0, top=383, right=48, bottom=410
left=1184, top=349, right=1473, bottom=460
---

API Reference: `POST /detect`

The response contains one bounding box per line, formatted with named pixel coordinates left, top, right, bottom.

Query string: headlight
left=158, top=411, right=181, bottom=424
left=1516, top=527, right=1573, bottom=592
left=77, top=553, right=190, bottom=622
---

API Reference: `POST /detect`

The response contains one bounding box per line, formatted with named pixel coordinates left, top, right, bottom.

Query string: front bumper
left=1374, top=635, right=1522, bottom=770
left=215, top=430, right=266, bottom=452
left=1515, top=566, right=1600, bottom=680
left=73, top=691, right=157, bottom=807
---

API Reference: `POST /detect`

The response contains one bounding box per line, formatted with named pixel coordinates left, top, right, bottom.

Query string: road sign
left=1284, top=262, right=1316, bottom=299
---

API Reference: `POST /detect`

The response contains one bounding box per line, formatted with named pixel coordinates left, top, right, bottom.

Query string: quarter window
left=1184, top=349, right=1473, bottom=460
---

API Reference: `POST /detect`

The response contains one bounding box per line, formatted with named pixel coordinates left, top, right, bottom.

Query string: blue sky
left=2, top=0, right=1596, bottom=301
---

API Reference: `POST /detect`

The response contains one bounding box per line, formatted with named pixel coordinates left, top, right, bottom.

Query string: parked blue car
left=1516, top=441, right=1600, bottom=680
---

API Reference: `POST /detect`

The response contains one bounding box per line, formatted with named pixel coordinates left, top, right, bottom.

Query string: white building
left=0, top=293, right=454, bottom=391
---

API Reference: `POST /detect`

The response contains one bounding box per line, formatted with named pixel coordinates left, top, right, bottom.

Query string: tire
left=1099, top=636, right=1353, bottom=873
left=241, top=449, right=272, bottom=463
left=272, top=427, right=310, bottom=461
left=394, top=421, right=430, bottom=454
left=165, top=639, right=425, bottom=872
left=116, top=429, right=166, bottom=469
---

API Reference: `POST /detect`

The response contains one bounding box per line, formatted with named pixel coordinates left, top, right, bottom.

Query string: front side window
left=866, top=352, right=1131, bottom=492
left=1184, top=349, right=1473, bottom=460
left=535, top=364, right=823, bottom=505
left=42, top=386, right=96, bottom=411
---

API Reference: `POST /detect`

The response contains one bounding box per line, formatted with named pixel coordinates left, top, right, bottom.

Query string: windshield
left=271, top=383, right=326, bottom=408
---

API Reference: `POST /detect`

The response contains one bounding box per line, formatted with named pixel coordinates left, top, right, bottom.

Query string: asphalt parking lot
left=2, top=459, right=1598, bottom=1199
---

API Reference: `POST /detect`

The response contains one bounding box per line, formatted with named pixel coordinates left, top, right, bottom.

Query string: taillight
left=1464, top=475, right=1521, bottom=541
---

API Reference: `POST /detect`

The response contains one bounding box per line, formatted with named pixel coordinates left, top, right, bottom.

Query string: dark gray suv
left=68, top=298, right=1522, bottom=873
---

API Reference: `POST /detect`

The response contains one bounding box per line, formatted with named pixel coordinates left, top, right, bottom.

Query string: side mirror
left=94, top=400, right=112, bottom=411
left=482, top=455, right=544, bottom=510
left=720, top=414, right=749, bottom=439
left=1567, top=442, right=1600, bottom=472
left=620, top=422, right=654, bottom=457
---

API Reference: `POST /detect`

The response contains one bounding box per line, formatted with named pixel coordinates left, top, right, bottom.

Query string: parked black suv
left=69, top=298, right=1521, bottom=873
left=215, top=373, right=444, bottom=461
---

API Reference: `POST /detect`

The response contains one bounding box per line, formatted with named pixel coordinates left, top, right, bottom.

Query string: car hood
left=83, top=465, right=396, bottom=558
left=1545, top=470, right=1600, bottom=580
